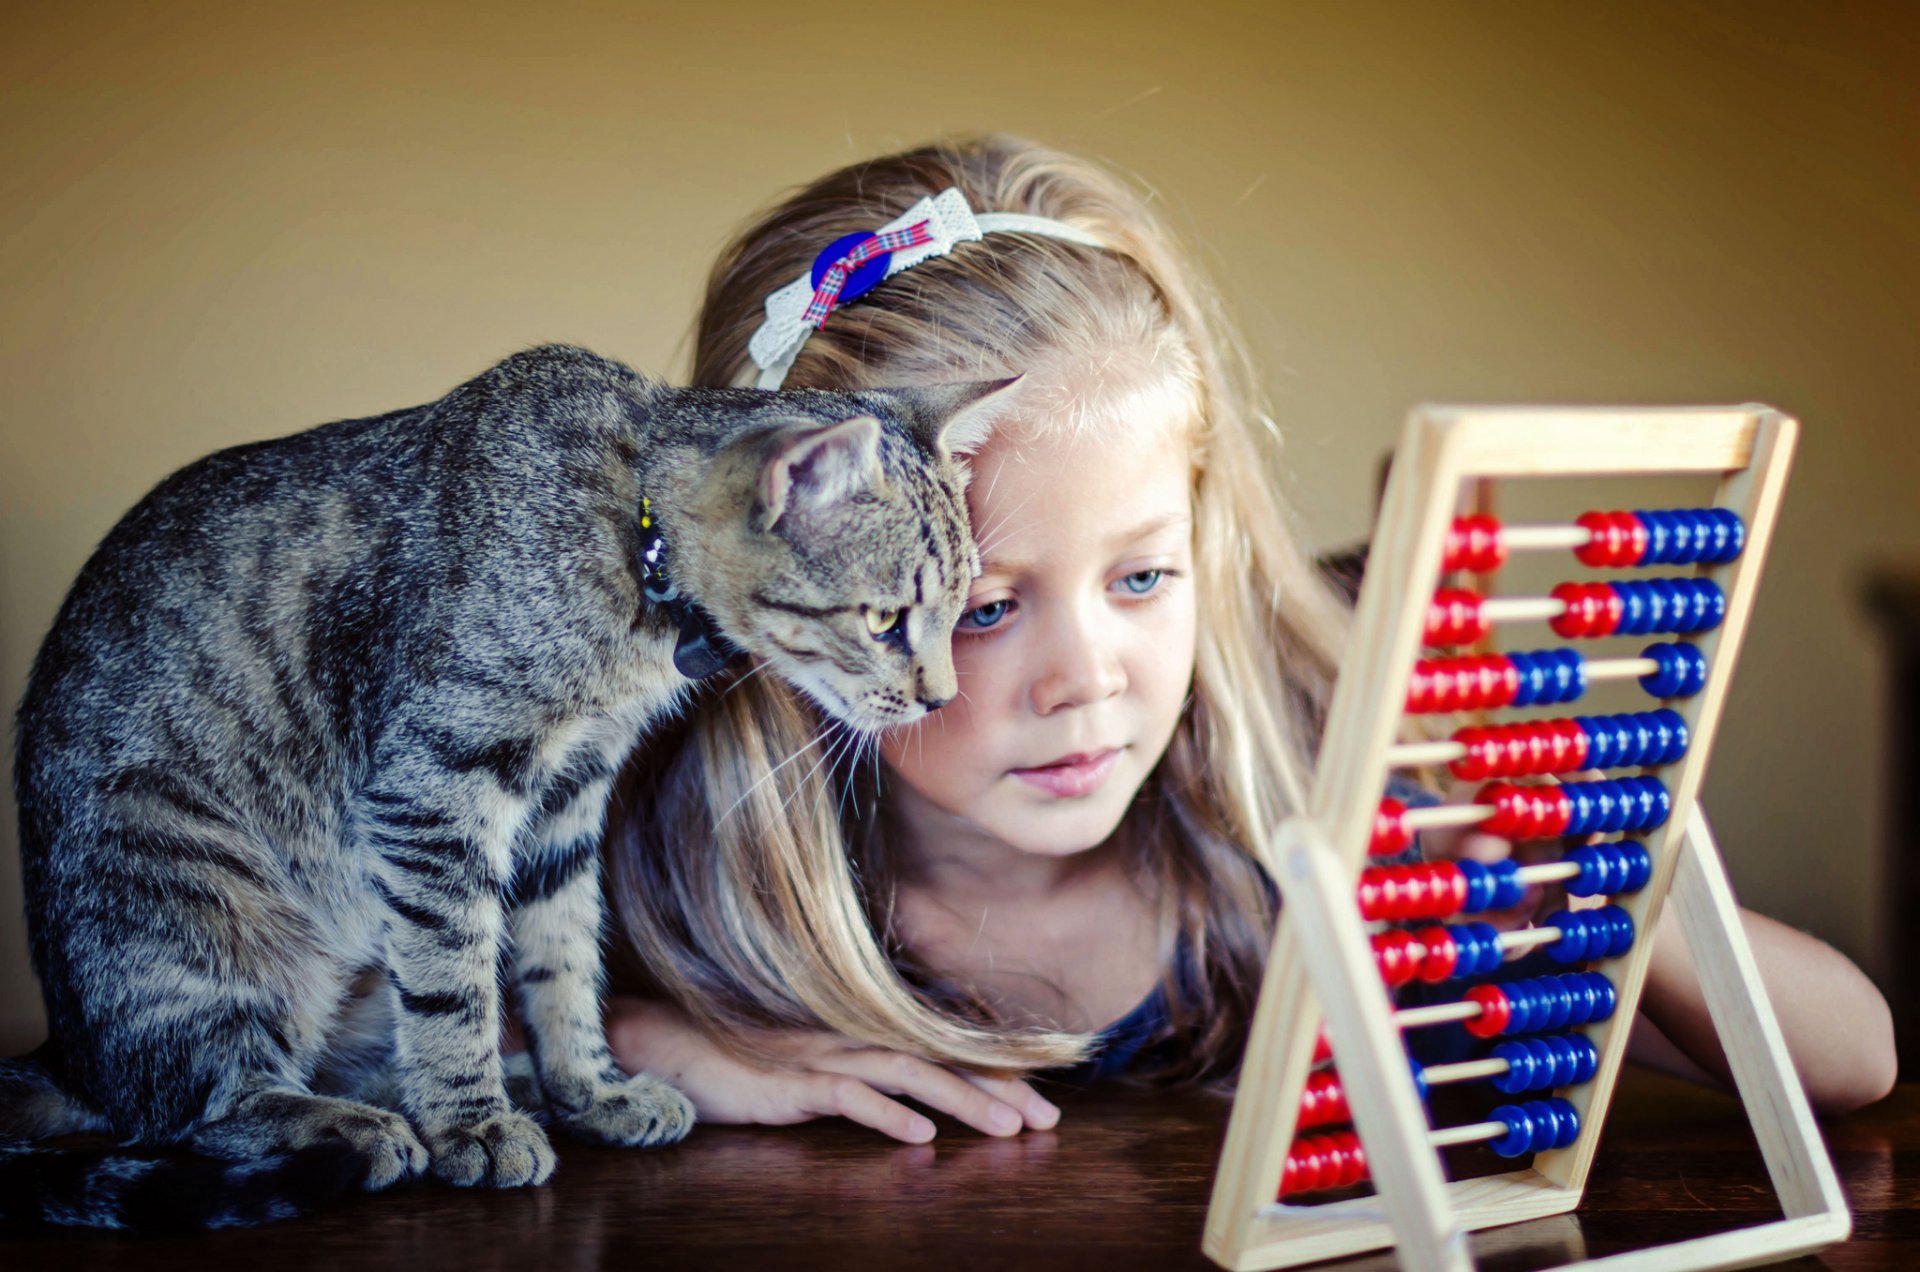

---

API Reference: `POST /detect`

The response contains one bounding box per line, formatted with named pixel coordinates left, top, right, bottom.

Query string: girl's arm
left=1630, top=905, right=1896, bottom=1114
left=604, top=996, right=1060, bottom=1144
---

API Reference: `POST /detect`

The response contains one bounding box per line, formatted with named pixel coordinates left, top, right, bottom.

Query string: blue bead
left=1619, top=842, right=1653, bottom=891
left=1632, top=777, right=1672, bottom=829
left=1488, top=1099, right=1578, bottom=1156
left=1640, top=642, right=1708, bottom=699
left=1687, top=580, right=1726, bottom=632
left=1612, top=845, right=1658, bottom=895
left=1638, top=510, right=1676, bottom=564
left=1568, top=1036, right=1599, bottom=1084
left=1648, top=708, right=1689, bottom=764
left=1545, top=910, right=1582, bottom=963
left=1510, top=652, right=1543, bottom=708
left=1578, top=971, right=1618, bottom=1022
left=1488, top=859, right=1524, bottom=910
left=1595, top=907, right=1627, bottom=955
left=1616, top=583, right=1650, bottom=635
left=1409, top=1057, right=1430, bottom=1101
left=1565, top=845, right=1605, bottom=897
left=809, top=230, right=893, bottom=309
left=1490, top=1104, right=1535, bottom=1156
left=1514, top=650, right=1585, bottom=707
left=1644, top=580, right=1676, bottom=633
left=1540, top=1097, right=1582, bottom=1149
left=1671, top=513, right=1702, bottom=563
left=1490, top=1040, right=1533, bottom=1094
left=1467, top=923, right=1504, bottom=975
left=1709, top=509, right=1746, bottom=563
left=1597, top=781, right=1630, bottom=833
left=1458, top=859, right=1496, bottom=913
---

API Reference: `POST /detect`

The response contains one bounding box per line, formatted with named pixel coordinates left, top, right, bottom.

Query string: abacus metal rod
left=1387, top=739, right=1466, bottom=768
left=1418, top=1057, right=1511, bottom=1086
left=1428, top=1118, right=1519, bottom=1149
left=1477, top=596, right=1566, bottom=623
left=1496, top=524, right=1593, bottom=552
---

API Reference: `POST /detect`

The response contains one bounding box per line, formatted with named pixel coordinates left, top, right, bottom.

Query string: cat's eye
left=865, top=608, right=902, bottom=639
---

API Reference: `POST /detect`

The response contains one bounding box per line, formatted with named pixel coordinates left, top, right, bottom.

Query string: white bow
left=746, top=187, right=1105, bottom=390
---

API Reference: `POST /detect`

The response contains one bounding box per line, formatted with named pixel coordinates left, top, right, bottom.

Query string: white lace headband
left=745, top=186, right=1108, bottom=390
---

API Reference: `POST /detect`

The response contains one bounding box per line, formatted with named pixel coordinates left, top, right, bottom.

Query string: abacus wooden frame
left=1202, top=406, right=1848, bottom=1271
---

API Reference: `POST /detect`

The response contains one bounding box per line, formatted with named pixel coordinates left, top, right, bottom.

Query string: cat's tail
left=0, top=1141, right=364, bottom=1230
left=0, top=1048, right=363, bottom=1230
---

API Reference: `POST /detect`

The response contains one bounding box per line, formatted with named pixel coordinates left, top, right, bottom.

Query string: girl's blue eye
left=958, top=599, right=1010, bottom=631
left=1119, top=569, right=1163, bottom=595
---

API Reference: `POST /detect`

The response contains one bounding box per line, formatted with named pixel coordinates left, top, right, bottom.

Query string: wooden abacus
left=1203, top=406, right=1849, bottom=1271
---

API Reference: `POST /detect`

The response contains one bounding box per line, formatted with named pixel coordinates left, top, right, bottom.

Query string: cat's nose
left=917, top=693, right=953, bottom=712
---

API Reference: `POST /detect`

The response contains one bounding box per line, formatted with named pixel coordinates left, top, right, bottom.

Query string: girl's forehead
left=967, top=417, right=1194, bottom=568
left=1005, top=358, right=1202, bottom=448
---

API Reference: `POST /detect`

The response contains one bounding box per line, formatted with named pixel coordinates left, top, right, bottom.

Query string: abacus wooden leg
left=1271, top=814, right=1473, bottom=1272
left=1565, top=806, right=1851, bottom=1271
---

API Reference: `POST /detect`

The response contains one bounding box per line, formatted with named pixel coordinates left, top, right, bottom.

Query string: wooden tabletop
left=5, top=1069, right=1913, bottom=1270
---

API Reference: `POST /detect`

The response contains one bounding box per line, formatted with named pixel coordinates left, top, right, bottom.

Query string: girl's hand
left=605, top=996, right=1059, bottom=1145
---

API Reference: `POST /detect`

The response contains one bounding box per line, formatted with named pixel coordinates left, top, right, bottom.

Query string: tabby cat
left=1, top=344, right=1009, bottom=1227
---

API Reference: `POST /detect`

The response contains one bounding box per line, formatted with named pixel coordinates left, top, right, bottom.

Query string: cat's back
left=14, top=346, right=658, bottom=817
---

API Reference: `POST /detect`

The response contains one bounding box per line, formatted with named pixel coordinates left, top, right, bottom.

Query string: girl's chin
left=980, top=798, right=1133, bottom=857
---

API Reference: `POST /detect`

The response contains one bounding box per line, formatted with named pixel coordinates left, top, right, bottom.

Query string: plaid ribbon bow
left=802, top=220, right=935, bottom=327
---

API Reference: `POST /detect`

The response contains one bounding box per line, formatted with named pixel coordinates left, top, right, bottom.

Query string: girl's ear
left=899, top=375, right=1025, bottom=460
left=758, top=415, right=885, bottom=531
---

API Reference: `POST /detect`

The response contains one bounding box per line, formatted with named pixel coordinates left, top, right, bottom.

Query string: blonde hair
left=606, top=135, right=1352, bottom=1081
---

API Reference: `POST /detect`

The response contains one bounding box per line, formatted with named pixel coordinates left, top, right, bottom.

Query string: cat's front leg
left=361, top=739, right=557, bottom=1188
left=509, top=765, right=694, bottom=1149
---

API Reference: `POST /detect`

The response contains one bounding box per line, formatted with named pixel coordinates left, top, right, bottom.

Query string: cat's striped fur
left=2, top=344, right=1006, bottom=1227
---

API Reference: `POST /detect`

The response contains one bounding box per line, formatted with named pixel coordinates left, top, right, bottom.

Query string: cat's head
left=673, top=378, right=1020, bottom=734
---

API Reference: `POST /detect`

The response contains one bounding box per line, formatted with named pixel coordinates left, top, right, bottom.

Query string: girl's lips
left=1009, top=748, right=1122, bottom=798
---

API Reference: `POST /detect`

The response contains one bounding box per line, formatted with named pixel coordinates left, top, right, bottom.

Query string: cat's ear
left=900, top=375, right=1025, bottom=461
left=758, top=414, right=885, bottom=531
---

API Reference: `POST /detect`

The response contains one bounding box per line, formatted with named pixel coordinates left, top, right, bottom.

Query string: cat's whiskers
left=719, top=659, right=774, bottom=699
left=717, top=719, right=833, bottom=830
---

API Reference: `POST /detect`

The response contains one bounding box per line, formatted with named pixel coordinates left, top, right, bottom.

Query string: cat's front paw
left=426, top=1112, right=557, bottom=1188
left=554, top=1072, right=696, bottom=1148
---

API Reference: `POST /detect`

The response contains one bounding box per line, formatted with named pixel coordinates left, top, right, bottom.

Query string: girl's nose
left=1028, top=611, right=1127, bottom=715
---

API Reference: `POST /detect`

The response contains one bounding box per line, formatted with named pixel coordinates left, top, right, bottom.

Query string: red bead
left=1414, top=924, right=1459, bottom=981
left=1464, top=984, right=1512, bottom=1038
left=1554, top=719, right=1591, bottom=770
left=1478, top=781, right=1572, bottom=838
left=1297, top=1069, right=1350, bottom=1131
left=1373, top=930, right=1419, bottom=986
left=1451, top=719, right=1590, bottom=780
left=1312, top=1027, right=1332, bottom=1063
left=1550, top=581, right=1624, bottom=638
left=1424, top=588, right=1488, bottom=646
left=1575, top=510, right=1650, bottom=568
left=1442, top=514, right=1506, bottom=573
left=1356, top=863, right=1466, bottom=920
left=1279, top=1130, right=1370, bottom=1197
left=1406, top=654, right=1521, bottom=714
left=1370, top=798, right=1412, bottom=856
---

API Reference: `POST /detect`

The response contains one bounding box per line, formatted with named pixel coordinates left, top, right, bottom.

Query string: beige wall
left=3, top=2, right=1916, bottom=1050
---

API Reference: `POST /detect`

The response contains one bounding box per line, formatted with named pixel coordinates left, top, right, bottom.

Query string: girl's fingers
left=799, top=1073, right=937, bottom=1143
left=958, top=1071, right=1061, bottom=1130
left=824, top=1050, right=1027, bottom=1137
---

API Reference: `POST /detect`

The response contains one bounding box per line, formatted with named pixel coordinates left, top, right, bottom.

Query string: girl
left=598, top=136, right=1894, bottom=1144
